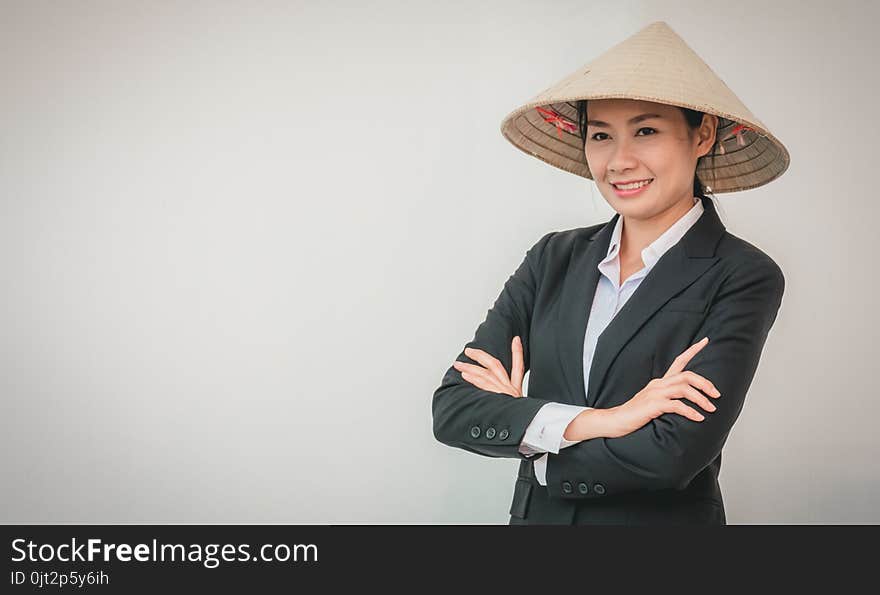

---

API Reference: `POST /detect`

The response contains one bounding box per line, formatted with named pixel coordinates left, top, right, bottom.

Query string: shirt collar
left=602, top=196, right=704, bottom=272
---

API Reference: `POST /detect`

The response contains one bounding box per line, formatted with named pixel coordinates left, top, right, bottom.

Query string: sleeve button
left=485, top=427, right=496, bottom=439
left=470, top=425, right=481, bottom=439
left=593, top=483, right=606, bottom=495
left=562, top=481, right=573, bottom=494
left=498, top=429, right=510, bottom=440
left=577, top=482, right=589, bottom=495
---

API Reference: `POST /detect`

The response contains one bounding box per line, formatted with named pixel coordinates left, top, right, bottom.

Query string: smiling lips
left=611, top=178, right=653, bottom=189
left=610, top=178, right=654, bottom=197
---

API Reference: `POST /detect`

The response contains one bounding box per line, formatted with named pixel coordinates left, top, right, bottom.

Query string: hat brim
left=500, top=95, right=790, bottom=194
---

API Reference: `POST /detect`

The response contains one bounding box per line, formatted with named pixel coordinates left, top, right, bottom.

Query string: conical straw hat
left=499, top=21, right=790, bottom=193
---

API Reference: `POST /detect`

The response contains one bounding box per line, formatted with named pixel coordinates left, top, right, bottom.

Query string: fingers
left=453, top=361, right=505, bottom=392
left=663, top=336, right=709, bottom=378
left=463, top=347, right=510, bottom=386
left=664, top=399, right=706, bottom=422
left=452, top=342, right=524, bottom=398
left=682, top=370, right=721, bottom=398
left=656, top=370, right=721, bottom=401
left=510, top=336, right=525, bottom=394
left=671, top=382, right=717, bottom=413
left=461, top=371, right=502, bottom=393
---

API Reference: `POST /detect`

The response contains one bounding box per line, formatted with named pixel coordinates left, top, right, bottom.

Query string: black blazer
left=432, top=195, right=785, bottom=525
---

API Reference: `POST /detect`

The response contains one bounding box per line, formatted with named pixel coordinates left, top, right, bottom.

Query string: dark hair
left=575, top=100, right=718, bottom=199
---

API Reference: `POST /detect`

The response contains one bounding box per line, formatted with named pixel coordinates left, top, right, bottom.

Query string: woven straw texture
left=499, top=21, right=790, bottom=193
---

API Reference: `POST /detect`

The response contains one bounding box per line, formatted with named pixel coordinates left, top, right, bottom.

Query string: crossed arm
left=544, top=256, right=785, bottom=499
left=431, top=231, right=559, bottom=460
left=431, top=232, right=785, bottom=500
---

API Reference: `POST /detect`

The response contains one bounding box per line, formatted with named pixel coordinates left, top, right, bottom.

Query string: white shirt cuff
left=520, top=402, right=592, bottom=455
left=535, top=454, right=549, bottom=486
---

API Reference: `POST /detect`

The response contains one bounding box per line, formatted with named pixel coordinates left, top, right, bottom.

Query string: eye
left=589, top=127, right=657, bottom=142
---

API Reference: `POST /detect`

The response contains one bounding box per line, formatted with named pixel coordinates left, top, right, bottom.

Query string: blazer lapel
left=555, top=195, right=727, bottom=407
left=555, top=212, right=616, bottom=406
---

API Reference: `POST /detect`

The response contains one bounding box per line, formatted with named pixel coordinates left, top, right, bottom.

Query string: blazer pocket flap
left=509, top=477, right=533, bottom=519
left=664, top=297, right=708, bottom=313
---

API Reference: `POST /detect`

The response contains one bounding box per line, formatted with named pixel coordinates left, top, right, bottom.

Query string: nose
left=607, top=139, right=639, bottom=177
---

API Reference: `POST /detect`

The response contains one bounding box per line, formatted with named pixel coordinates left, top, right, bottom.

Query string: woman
left=431, top=22, right=789, bottom=525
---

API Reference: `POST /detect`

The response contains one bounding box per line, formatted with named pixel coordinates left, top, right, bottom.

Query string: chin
left=608, top=196, right=655, bottom=218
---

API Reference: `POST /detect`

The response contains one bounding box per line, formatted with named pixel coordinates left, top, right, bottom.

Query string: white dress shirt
left=519, top=196, right=705, bottom=486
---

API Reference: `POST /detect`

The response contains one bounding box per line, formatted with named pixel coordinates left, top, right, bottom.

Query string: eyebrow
left=586, top=113, right=664, bottom=128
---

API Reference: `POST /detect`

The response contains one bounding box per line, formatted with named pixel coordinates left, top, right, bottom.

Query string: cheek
left=584, top=150, right=603, bottom=174
left=639, top=147, right=672, bottom=173
left=643, top=143, right=692, bottom=176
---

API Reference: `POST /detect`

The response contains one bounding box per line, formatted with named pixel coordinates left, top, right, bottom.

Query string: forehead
left=586, top=98, right=680, bottom=121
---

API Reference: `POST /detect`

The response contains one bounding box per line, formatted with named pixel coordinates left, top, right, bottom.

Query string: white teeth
left=614, top=179, right=652, bottom=190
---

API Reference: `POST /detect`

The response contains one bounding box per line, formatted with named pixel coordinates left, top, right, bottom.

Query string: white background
left=1, top=0, right=877, bottom=523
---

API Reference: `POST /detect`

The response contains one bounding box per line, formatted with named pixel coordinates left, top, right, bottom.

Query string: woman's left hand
left=452, top=336, right=525, bottom=398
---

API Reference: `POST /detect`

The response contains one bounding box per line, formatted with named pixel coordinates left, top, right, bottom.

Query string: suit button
left=485, top=427, right=496, bottom=439
left=498, top=429, right=509, bottom=440
left=470, top=425, right=481, bottom=438
left=578, top=482, right=589, bottom=495
left=562, top=481, right=573, bottom=494
left=593, top=483, right=606, bottom=495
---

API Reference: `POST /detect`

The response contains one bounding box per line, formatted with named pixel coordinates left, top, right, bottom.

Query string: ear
left=696, top=114, right=719, bottom=159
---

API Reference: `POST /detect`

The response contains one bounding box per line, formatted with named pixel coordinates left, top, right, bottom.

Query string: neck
left=619, top=194, right=697, bottom=262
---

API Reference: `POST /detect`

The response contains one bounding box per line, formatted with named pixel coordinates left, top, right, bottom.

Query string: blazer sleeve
left=544, top=255, right=786, bottom=499
left=432, top=231, right=562, bottom=459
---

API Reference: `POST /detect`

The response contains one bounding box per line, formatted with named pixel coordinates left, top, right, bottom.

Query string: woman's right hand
left=604, top=337, right=722, bottom=439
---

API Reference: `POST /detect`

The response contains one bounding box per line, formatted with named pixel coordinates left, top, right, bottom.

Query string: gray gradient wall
left=2, top=0, right=876, bottom=523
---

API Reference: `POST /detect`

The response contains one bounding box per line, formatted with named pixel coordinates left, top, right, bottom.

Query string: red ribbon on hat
left=718, top=123, right=756, bottom=154
left=535, top=106, right=578, bottom=138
